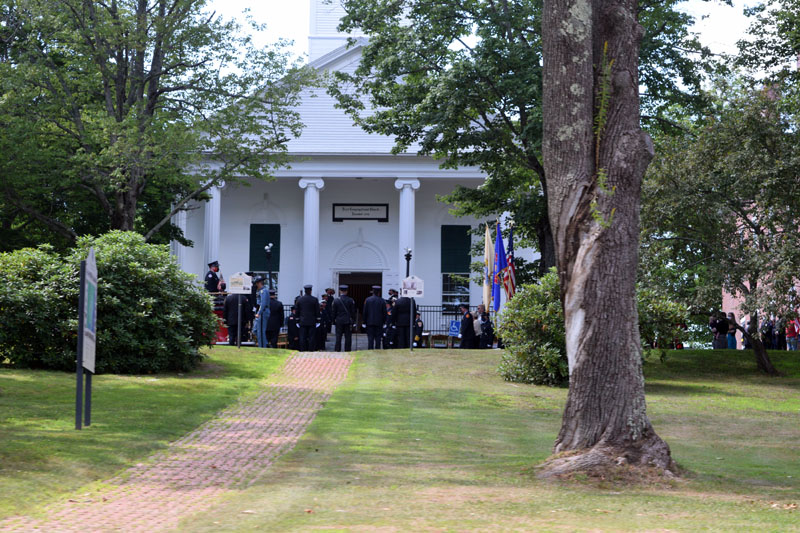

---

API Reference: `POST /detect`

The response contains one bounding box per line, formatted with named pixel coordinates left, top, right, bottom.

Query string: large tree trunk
left=539, top=0, right=674, bottom=476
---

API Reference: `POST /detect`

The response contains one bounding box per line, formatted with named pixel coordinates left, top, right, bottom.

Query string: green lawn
left=179, top=348, right=800, bottom=532
left=0, top=346, right=290, bottom=520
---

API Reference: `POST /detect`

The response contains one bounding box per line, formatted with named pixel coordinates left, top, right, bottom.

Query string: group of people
left=752, top=315, right=800, bottom=351
left=207, top=260, right=497, bottom=351
left=709, top=311, right=800, bottom=350
left=458, top=303, right=495, bottom=349
left=288, top=284, right=422, bottom=352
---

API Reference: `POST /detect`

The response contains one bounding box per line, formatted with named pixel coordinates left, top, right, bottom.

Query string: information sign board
left=228, top=272, right=253, bottom=294
left=82, top=248, right=97, bottom=373
left=332, top=204, right=389, bottom=222
left=401, top=275, right=424, bottom=298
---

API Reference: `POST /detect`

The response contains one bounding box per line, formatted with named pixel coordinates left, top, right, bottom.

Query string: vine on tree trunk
left=591, top=42, right=617, bottom=229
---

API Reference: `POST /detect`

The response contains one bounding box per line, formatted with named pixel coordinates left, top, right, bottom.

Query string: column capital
left=299, top=177, right=325, bottom=190
left=394, top=178, right=420, bottom=191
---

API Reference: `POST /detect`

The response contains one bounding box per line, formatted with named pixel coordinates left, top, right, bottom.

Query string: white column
left=394, top=178, right=420, bottom=277
left=170, top=209, right=187, bottom=270
left=299, top=177, right=325, bottom=289
left=203, top=184, right=223, bottom=268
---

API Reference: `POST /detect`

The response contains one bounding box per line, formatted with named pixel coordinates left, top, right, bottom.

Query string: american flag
left=503, top=225, right=516, bottom=299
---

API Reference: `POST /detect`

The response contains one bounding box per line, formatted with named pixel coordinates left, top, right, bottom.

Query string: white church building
left=171, top=0, right=533, bottom=318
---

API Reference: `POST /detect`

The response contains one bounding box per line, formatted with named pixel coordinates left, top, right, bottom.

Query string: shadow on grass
left=644, top=381, right=740, bottom=397
left=646, top=349, right=800, bottom=381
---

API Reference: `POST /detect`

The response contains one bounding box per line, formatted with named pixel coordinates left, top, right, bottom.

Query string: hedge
left=0, top=231, right=218, bottom=373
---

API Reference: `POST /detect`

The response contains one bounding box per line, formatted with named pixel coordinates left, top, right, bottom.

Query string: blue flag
left=492, top=222, right=507, bottom=312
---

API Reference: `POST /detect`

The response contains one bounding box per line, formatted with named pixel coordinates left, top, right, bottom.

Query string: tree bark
left=734, top=313, right=781, bottom=376
left=539, top=0, right=674, bottom=476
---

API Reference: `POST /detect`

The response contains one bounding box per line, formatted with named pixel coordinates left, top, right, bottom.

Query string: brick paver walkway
left=1, top=352, right=352, bottom=532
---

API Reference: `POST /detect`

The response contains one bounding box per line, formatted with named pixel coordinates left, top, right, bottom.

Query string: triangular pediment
left=284, top=38, right=418, bottom=156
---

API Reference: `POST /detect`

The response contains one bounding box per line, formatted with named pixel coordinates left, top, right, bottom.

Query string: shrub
left=497, top=270, right=569, bottom=386
left=0, top=246, right=74, bottom=369
left=637, top=287, right=690, bottom=360
left=497, top=269, right=689, bottom=386
left=0, top=231, right=217, bottom=373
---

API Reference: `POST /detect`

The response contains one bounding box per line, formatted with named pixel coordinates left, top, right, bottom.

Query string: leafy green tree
left=330, top=0, right=715, bottom=275
left=0, top=0, right=315, bottom=249
left=738, top=0, right=800, bottom=83
left=641, top=79, right=800, bottom=375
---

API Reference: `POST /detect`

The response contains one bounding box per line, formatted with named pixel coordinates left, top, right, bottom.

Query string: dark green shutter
left=249, top=224, right=281, bottom=272
left=441, top=225, right=471, bottom=273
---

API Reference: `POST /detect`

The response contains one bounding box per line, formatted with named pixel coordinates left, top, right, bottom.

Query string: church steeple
left=309, top=0, right=361, bottom=62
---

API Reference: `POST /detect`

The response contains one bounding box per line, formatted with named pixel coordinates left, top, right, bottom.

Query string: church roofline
left=307, top=37, right=369, bottom=70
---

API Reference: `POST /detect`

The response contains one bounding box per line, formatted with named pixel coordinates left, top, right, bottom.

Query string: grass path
left=178, top=348, right=800, bottom=532
left=0, top=351, right=352, bottom=532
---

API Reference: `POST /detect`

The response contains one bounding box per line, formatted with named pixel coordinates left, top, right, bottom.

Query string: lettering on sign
left=228, top=272, right=253, bottom=294
left=333, top=204, right=389, bottom=222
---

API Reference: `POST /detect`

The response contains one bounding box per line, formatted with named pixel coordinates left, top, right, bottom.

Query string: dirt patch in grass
left=528, top=461, right=687, bottom=491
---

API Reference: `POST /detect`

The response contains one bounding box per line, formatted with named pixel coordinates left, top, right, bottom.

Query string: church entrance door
left=338, top=272, right=382, bottom=332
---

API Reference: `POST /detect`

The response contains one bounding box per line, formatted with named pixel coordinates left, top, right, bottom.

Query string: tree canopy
left=0, top=0, right=316, bottom=250
left=330, top=0, right=716, bottom=275
left=641, top=79, right=800, bottom=374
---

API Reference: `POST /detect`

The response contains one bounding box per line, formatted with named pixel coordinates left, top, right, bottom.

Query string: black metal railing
left=279, top=303, right=492, bottom=335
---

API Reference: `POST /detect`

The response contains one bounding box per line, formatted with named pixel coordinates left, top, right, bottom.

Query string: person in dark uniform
left=324, top=288, right=335, bottom=334
left=332, top=285, right=356, bottom=351
left=413, top=311, right=424, bottom=348
left=287, top=306, right=300, bottom=350
left=480, top=312, right=495, bottom=349
left=296, top=285, right=319, bottom=351
left=204, top=261, right=223, bottom=292
left=265, top=289, right=284, bottom=348
left=394, top=294, right=416, bottom=349
left=387, top=288, right=399, bottom=304
left=383, top=301, right=396, bottom=349
left=204, top=261, right=226, bottom=306
left=459, top=303, right=475, bottom=348
left=316, top=299, right=329, bottom=351
left=222, top=292, right=252, bottom=345
left=362, top=285, right=386, bottom=350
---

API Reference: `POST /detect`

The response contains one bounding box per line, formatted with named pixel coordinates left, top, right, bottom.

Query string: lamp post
left=404, top=248, right=413, bottom=351
left=264, top=243, right=274, bottom=291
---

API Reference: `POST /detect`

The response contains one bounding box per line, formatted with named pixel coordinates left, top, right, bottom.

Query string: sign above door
left=333, top=204, right=389, bottom=223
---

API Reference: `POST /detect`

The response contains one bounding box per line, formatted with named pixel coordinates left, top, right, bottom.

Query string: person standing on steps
left=254, top=276, right=270, bottom=348
left=266, top=289, right=284, bottom=348
left=296, top=285, right=319, bottom=352
left=222, top=291, right=252, bottom=345
left=394, top=294, right=416, bottom=349
left=472, top=304, right=485, bottom=348
left=363, top=285, right=387, bottom=350
left=459, top=303, right=475, bottom=349
left=204, top=260, right=226, bottom=307
left=413, top=311, right=424, bottom=348
left=383, top=300, right=396, bottom=349
left=324, top=288, right=335, bottom=334
left=287, top=306, right=300, bottom=350
left=332, top=284, right=356, bottom=352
